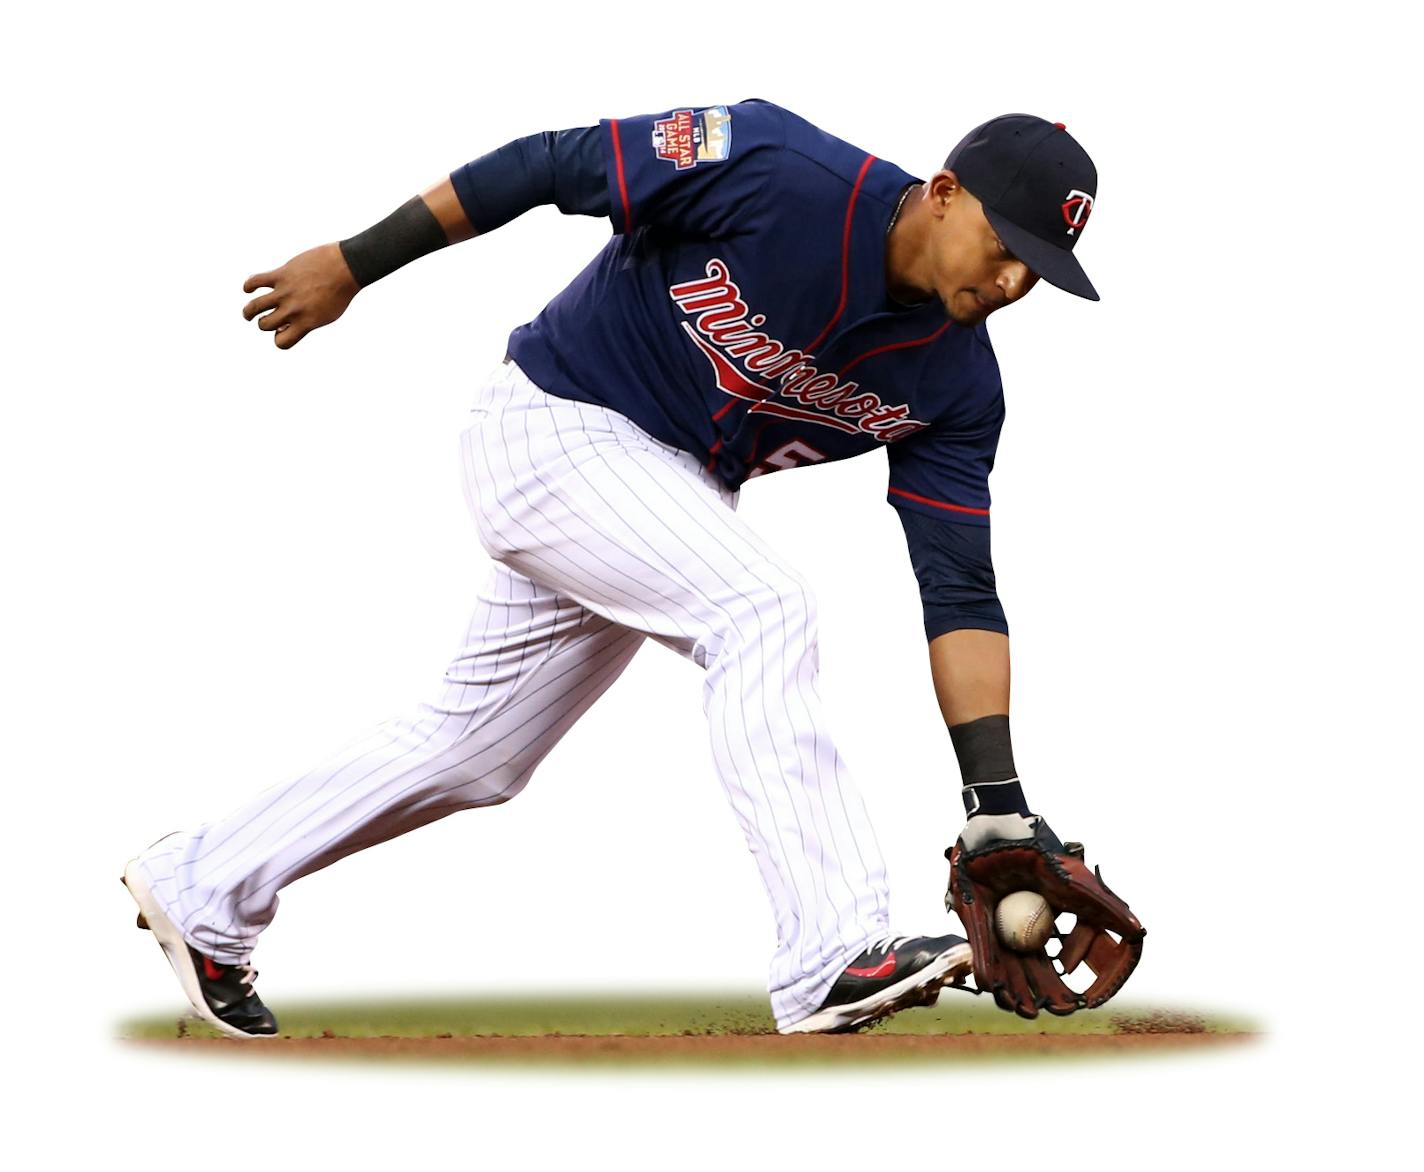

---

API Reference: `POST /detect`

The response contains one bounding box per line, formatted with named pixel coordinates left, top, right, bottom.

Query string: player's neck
left=884, top=184, right=935, bottom=308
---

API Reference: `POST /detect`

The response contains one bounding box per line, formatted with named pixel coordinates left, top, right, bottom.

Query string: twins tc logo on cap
left=1062, top=189, right=1093, bottom=236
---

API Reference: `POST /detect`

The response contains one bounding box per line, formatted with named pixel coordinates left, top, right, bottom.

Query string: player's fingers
left=243, top=271, right=280, bottom=294
left=243, top=292, right=281, bottom=321
left=256, top=304, right=294, bottom=332
left=274, top=319, right=309, bottom=349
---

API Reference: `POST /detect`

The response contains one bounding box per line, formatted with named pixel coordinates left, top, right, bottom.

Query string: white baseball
left=995, top=891, right=1056, bottom=953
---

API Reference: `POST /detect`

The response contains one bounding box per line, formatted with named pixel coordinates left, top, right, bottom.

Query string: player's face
left=926, top=174, right=1040, bottom=326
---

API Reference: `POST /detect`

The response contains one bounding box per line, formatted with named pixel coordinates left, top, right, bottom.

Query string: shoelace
left=865, top=935, right=914, bottom=956
left=212, top=960, right=260, bottom=988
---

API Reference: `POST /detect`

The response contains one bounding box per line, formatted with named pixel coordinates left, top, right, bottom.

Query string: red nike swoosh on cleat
left=202, top=956, right=226, bottom=981
left=845, top=952, right=896, bottom=978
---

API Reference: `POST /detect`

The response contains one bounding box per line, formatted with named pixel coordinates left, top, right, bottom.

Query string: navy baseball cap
left=945, top=114, right=1100, bottom=301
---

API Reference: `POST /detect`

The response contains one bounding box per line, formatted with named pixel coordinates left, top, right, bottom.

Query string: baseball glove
left=945, top=816, right=1145, bottom=1019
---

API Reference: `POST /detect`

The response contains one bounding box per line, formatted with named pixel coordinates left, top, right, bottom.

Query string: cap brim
left=985, top=208, right=1100, bottom=302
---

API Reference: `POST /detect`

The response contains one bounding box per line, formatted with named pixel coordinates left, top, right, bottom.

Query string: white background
left=4, top=1, right=1418, bottom=1166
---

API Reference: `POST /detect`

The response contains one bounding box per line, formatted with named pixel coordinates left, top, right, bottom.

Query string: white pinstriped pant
left=134, top=358, right=891, bottom=1028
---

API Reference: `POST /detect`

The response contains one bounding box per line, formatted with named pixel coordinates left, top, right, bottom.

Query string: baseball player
left=123, top=99, right=1143, bottom=1039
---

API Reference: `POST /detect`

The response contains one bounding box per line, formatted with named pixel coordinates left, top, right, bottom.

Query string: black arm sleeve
left=339, top=197, right=449, bottom=288
left=449, top=126, right=608, bottom=235
left=895, top=506, right=1008, bottom=641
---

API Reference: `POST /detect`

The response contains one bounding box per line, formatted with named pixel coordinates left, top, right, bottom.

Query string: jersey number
left=748, top=439, right=828, bottom=478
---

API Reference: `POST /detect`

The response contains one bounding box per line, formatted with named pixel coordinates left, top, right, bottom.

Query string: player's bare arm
left=240, top=123, right=610, bottom=351
left=241, top=178, right=475, bottom=350
left=420, top=177, right=477, bottom=243
left=929, top=629, right=1009, bottom=725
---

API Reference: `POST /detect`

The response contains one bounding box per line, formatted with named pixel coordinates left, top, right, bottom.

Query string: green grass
left=118, top=990, right=1257, bottom=1043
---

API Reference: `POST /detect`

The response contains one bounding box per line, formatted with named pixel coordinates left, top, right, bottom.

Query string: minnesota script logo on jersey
left=652, top=106, right=733, bottom=170
left=668, top=259, right=930, bottom=443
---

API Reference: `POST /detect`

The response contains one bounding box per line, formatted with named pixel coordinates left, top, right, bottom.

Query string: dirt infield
left=130, top=1030, right=1250, bottom=1066
left=118, top=995, right=1258, bottom=1068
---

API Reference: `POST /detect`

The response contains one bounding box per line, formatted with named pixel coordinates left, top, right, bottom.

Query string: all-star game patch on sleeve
left=886, top=345, right=1006, bottom=528
left=598, top=100, right=786, bottom=237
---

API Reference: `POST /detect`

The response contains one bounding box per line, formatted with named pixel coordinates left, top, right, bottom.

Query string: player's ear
left=927, top=170, right=962, bottom=214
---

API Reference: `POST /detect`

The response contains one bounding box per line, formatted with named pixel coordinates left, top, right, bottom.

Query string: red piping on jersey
left=837, top=321, right=955, bottom=376
left=887, top=486, right=989, bottom=517
left=712, top=396, right=757, bottom=423
left=705, top=436, right=724, bottom=473
left=801, top=154, right=876, bottom=355
left=609, top=120, right=633, bottom=232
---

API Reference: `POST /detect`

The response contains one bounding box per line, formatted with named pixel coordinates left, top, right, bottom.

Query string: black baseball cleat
left=121, top=861, right=279, bottom=1038
left=779, top=933, right=974, bottom=1034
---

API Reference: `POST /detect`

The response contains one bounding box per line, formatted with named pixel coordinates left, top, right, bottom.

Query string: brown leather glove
left=946, top=817, right=1145, bottom=1019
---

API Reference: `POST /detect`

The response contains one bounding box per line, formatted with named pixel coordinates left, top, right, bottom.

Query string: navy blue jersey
left=505, top=99, right=1004, bottom=527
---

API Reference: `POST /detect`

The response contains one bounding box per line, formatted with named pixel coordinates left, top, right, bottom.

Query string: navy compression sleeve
left=895, top=506, right=1009, bottom=641
left=449, top=126, right=608, bottom=235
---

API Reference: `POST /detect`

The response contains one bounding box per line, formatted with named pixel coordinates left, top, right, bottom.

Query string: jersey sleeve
left=886, top=391, right=1005, bottom=528
left=895, top=507, right=1008, bottom=639
left=450, top=127, right=609, bottom=235
left=598, top=99, right=786, bottom=237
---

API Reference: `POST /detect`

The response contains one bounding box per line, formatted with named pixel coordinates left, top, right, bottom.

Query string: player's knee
left=472, top=513, right=515, bottom=560
left=722, top=570, right=820, bottom=654
left=775, top=574, right=819, bottom=643
left=438, top=763, right=534, bottom=811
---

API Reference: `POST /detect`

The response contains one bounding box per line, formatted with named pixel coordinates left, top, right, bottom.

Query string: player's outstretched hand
left=242, top=243, right=359, bottom=350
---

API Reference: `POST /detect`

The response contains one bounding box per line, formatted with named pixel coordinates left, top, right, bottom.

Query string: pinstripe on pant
left=134, top=358, right=892, bottom=1029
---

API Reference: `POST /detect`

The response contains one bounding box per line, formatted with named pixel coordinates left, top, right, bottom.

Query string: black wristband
left=338, top=196, right=449, bottom=288
left=949, top=714, right=1029, bottom=817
